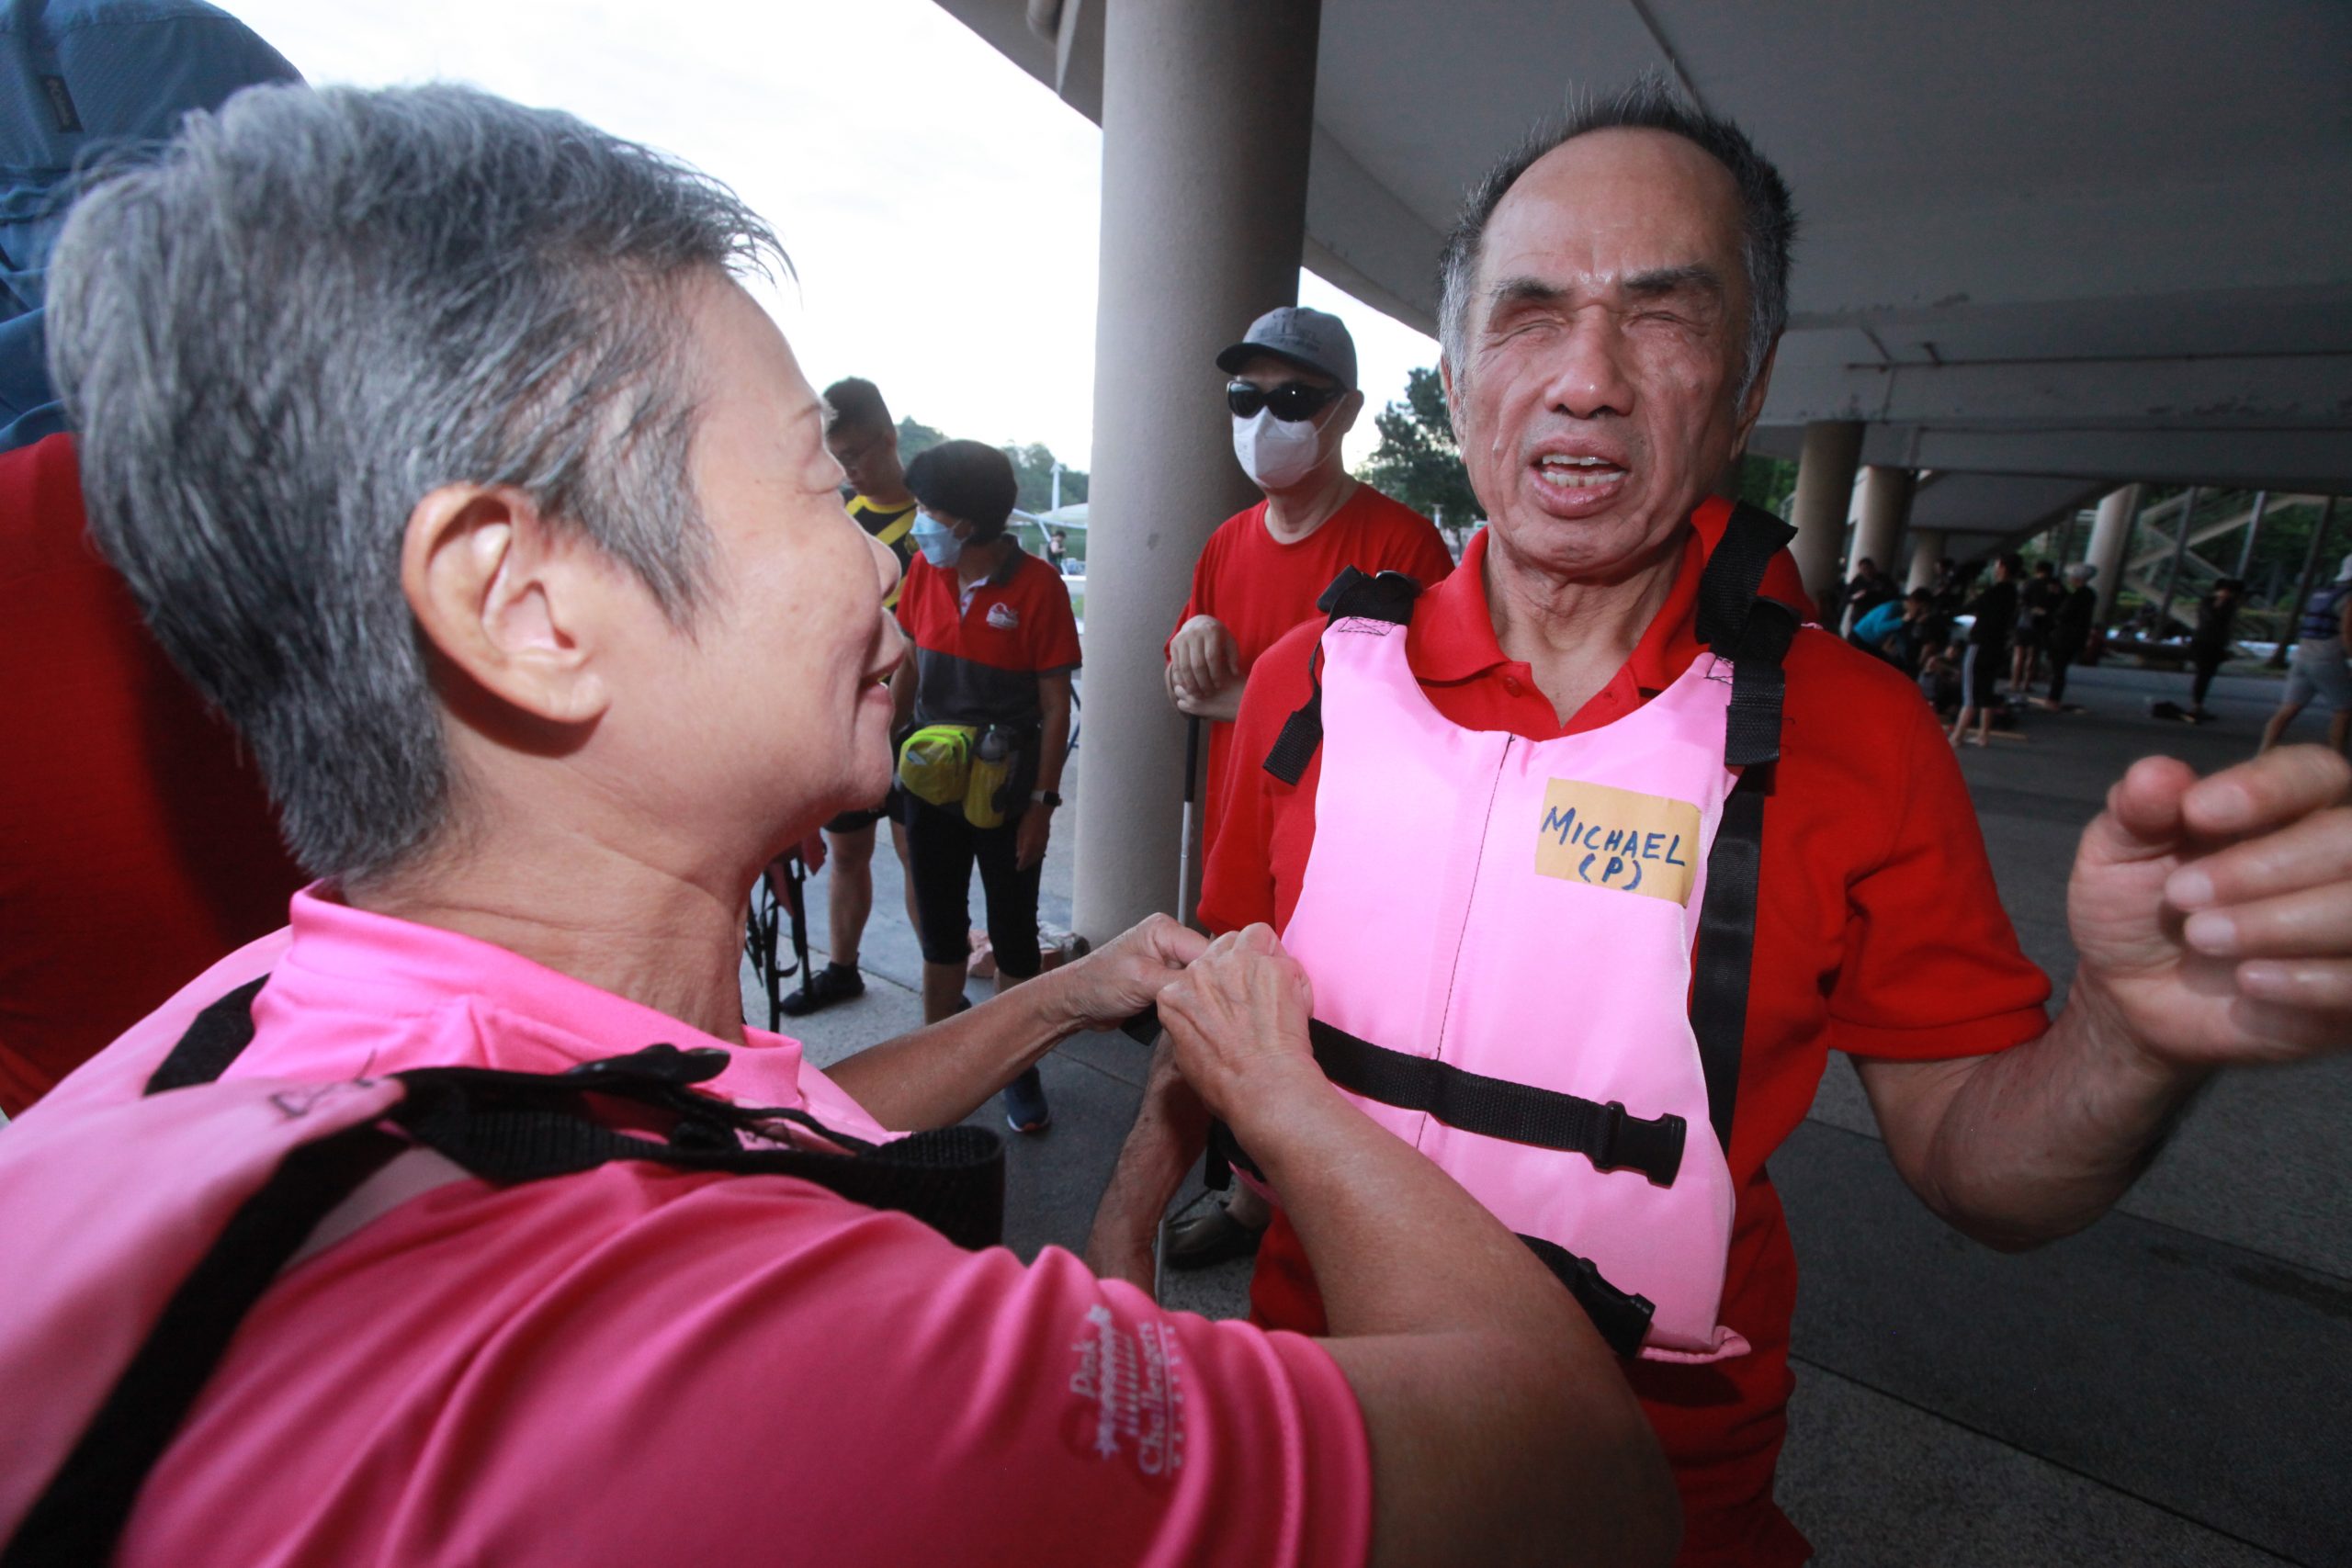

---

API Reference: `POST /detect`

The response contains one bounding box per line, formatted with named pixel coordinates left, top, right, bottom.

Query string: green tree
left=1001, top=441, right=1089, bottom=513
left=1735, top=454, right=1797, bottom=517
left=1354, top=367, right=1479, bottom=525
left=896, top=415, right=946, bottom=462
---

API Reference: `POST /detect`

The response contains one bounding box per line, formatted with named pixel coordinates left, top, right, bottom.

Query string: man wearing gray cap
left=1159, top=305, right=1454, bottom=1267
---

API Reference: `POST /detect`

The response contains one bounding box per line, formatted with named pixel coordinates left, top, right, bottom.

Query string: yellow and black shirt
left=850, top=493, right=918, bottom=609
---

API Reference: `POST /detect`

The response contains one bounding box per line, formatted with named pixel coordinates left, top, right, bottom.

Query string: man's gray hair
left=46, top=83, right=784, bottom=883
left=1437, top=73, right=1797, bottom=408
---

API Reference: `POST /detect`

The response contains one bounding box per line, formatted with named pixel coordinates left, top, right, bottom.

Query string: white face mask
left=1232, top=406, right=1333, bottom=491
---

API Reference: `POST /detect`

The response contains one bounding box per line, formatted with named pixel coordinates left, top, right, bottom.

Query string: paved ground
left=752, top=657, right=2350, bottom=1568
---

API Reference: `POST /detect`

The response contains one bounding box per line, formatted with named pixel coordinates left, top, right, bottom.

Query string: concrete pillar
left=1070, top=0, right=1321, bottom=942
left=2086, top=483, right=2142, bottom=625
left=1843, top=466, right=1916, bottom=627
left=1905, top=528, right=1948, bottom=592
left=1789, top=420, right=1864, bottom=611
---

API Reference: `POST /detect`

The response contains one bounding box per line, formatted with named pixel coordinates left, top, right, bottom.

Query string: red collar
left=1408, top=496, right=1747, bottom=697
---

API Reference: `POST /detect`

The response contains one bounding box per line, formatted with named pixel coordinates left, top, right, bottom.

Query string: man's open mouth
left=1534, top=454, right=1627, bottom=491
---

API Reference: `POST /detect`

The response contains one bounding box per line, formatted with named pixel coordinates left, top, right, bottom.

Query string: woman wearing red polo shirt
left=895, top=441, right=1080, bottom=1134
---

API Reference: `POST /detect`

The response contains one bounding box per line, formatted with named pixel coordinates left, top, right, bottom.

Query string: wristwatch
left=1032, top=790, right=1063, bottom=808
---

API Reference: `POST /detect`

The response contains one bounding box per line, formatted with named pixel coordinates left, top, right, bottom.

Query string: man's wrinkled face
left=1447, top=129, right=1766, bottom=584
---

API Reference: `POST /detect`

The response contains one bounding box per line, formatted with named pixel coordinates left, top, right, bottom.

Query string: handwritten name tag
left=1534, top=779, right=1701, bottom=904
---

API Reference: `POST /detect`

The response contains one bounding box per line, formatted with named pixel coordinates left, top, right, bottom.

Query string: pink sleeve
left=572, top=1189, right=1374, bottom=1567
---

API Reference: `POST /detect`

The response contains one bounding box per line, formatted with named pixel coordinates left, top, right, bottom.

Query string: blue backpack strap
left=1261, top=567, right=1424, bottom=786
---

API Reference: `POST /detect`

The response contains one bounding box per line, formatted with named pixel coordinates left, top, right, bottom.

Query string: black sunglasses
left=1227, top=380, right=1344, bottom=423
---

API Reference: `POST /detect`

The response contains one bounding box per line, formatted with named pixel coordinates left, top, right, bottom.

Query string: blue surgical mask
left=912, top=510, right=963, bottom=569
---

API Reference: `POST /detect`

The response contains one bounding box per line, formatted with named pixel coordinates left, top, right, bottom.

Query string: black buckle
left=563, top=1043, right=730, bottom=1089
left=1592, top=1101, right=1688, bottom=1187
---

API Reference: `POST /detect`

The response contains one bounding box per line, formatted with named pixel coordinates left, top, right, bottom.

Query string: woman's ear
left=401, top=484, right=613, bottom=727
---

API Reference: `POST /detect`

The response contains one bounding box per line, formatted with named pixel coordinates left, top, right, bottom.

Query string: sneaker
left=780, top=961, right=864, bottom=1018
left=1163, top=1201, right=1267, bottom=1270
left=1001, top=1065, right=1051, bottom=1134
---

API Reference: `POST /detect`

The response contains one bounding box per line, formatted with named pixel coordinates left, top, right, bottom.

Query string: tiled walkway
left=755, top=656, right=2351, bottom=1568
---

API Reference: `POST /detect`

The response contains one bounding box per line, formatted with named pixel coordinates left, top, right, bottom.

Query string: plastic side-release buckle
left=1594, top=1100, right=1688, bottom=1185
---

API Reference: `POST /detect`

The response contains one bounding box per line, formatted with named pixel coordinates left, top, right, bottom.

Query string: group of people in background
left=1838, top=538, right=2352, bottom=755
left=786, top=379, right=1077, bottom=1135
left=785, top=306, right=1458, bottom=1149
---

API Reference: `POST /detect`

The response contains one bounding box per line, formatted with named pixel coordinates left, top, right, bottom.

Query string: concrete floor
left=752, top=657, right=2351, bottom=1568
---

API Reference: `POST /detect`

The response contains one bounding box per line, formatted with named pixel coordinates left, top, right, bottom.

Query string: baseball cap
left=1216, top=306, right=1357, bottom=390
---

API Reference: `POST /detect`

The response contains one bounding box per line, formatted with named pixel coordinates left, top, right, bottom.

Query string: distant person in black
left=1950, top=553, right=2023, bottom=747
left=2044, top=563, right=2099, bottom=709
left=1838, top=555, right=1895, bottom=634
left=2011, top=559, right=2064, bottom=695
left=2186, top=577, right=2245, bottom=720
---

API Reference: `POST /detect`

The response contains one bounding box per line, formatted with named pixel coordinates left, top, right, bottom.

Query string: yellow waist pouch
left=899, top=724, right=1023, bottom=829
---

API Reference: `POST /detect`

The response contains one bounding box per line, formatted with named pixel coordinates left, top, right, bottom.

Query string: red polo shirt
left=1201, top=499, right=2052, bottom=1567
left=1170, top=485, right=1455, bottom=858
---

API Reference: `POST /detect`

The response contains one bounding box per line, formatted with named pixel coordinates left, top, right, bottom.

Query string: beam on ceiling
left=1762, top=350, right=2352, bottom=430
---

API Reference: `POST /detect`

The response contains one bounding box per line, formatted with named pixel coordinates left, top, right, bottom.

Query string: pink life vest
left=1261, top=513, right=1799, bottom=1364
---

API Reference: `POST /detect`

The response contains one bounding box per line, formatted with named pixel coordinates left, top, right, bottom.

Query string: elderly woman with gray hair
left=0, top=83, right=1675, bottom=1568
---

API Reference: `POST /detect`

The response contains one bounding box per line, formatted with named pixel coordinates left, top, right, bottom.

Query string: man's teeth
left=1538, top=455, right=1623, bottom=489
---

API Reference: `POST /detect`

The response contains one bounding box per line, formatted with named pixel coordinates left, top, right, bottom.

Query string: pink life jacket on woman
left=1236, top=506, right=1801, bottom=1363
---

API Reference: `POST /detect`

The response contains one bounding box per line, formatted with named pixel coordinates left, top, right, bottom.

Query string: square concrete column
left=1070, top=0, right=1322, bottom=942
left=1790, top=420, right=1864, bottom=611
left=2086, top=484, right=2143, bottom=624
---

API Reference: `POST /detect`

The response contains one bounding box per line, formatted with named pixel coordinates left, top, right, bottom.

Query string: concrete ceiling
left=940, top=0, right=2352, bottom=501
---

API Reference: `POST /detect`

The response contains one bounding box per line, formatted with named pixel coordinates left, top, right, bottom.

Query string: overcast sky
left=217, top=0, right=1440, bottom=470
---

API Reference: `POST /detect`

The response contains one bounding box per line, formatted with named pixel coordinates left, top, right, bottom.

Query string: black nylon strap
left=142, top=976, right=268, bottom=1094
left=1690, top=773, right=1764, bottom=1150
left=1723, top=599, right=1798, bottom=768
left=1516, top=1234, right=1658, bottom=1358
left=1308, top=1019, right=1684, bottom=1185
left=1695, top=502, right=1797, bottom=649
left=3, top=1120, right=406, bottom=1568
left=1262, top=567, right=1422, bottom=786
left=1199, top=1129, right=1657, bottom=1357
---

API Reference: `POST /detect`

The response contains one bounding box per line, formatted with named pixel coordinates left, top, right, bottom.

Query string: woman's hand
left=1155, top=924, right=1319, bottom=1120
left=1051, top=914, right=1207, bottom=1036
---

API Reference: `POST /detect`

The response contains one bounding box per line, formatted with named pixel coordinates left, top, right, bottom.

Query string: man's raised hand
left=2069, top=744, right=2352, bottom=1066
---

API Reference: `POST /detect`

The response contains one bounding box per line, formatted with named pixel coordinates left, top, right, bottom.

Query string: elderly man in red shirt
left=1091, top=78, right=2352, bottom=1565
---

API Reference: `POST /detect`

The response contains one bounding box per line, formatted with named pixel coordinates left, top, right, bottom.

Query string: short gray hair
left=1438, top=73, right=1797, bottom=408
left=46, top=84, right=784, bottom=882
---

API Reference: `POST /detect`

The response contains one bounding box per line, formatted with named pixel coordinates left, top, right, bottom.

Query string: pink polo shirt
left=34, top=890, right=1370, bottom=1567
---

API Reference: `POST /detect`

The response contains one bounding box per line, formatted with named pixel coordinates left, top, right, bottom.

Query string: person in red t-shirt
left=1167, top=307, right=1455, bottom=860
left=1161, top=307, right=1455, bottom=1268
left=1091, top=82, right=2352, bottom=1565
left=0, top=431, right=306, bottom=1114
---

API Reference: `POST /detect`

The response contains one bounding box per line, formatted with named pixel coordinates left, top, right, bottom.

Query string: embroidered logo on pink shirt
left=1067, top=1304, right=1187, bottom=1477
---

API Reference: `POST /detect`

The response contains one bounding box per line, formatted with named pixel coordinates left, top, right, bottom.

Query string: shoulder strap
left=1262, top=567, right=1423, bottom=786
left=19, top=987, right=1008, bottom=1568
left=1688, top=501, right=1801, bottom=1149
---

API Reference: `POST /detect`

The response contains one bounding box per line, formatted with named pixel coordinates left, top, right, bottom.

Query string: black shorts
left=902, top=795, right=1042, bottom=976
left=1959, top=643, right=1996, bottom=708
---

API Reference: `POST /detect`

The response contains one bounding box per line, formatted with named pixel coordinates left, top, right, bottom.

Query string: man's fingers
left=2166, top=807, right=2352, bottom=910
left=2180, top=745, right=2352, bottom=840
left=2182, top=880, right=2352, bottom=959
left=2087, top=755, right=2198, bottom=861
left=2238, top=957, right=2352, bottom=1015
